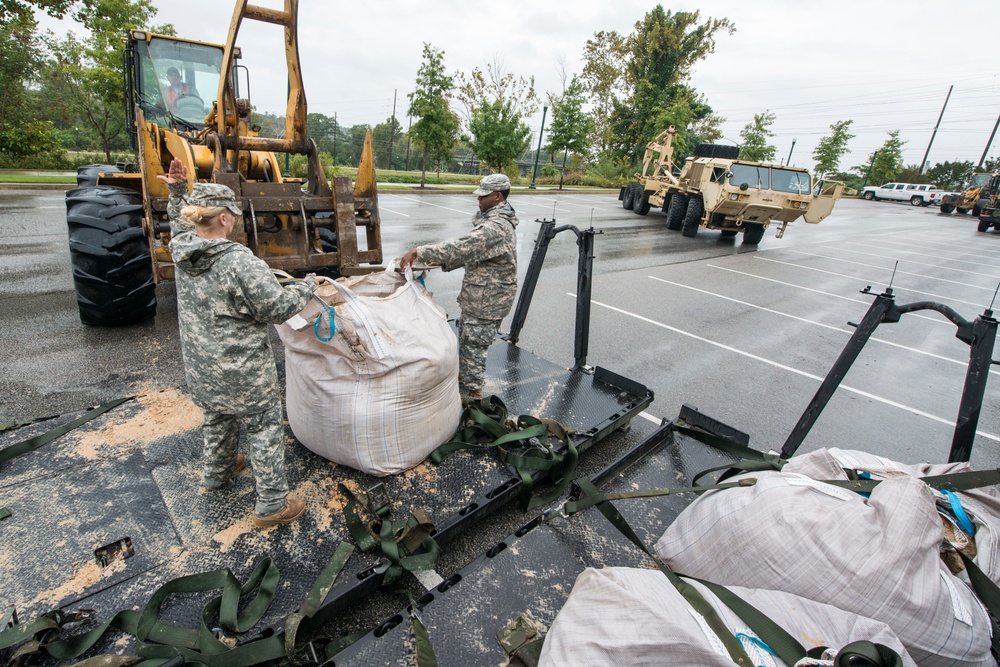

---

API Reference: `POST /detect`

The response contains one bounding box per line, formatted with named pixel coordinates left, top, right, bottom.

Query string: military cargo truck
left=619, top=126, right=844, bottom=245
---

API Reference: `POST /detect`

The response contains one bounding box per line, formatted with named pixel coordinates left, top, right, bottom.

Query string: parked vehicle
left=941, top=172, right=1000, bottom=215
left=861, top=182, right=943, bottom=206
left=619, top=127, right=843, bottom=245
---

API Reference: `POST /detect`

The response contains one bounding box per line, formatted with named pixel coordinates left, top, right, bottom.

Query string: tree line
left=1, top=0, right=996, bottom=191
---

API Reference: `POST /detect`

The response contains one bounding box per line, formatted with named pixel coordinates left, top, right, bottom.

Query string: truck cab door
left=804, top=180, right=844, bottom=223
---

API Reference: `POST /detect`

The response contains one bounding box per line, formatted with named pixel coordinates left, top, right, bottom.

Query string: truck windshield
left=135, top=37, right=224, bottom=127
left=969, top=173, right=992, bottom=189
left=771, top=168, right=812, bottom=195
left=729, top=163, right=769, bottom=190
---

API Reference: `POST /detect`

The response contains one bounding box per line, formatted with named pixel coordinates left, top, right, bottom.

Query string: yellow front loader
left=65, top=0, right=382, bottom=326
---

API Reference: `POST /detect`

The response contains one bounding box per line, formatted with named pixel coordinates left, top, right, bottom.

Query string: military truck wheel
left=862, top=191, right=875, bottom=201
left=692, top=143, right=740, bottom=160
left=66, top=185, right=156, bottom=326
left=666, top=193, right=688, bottom=230
left=681, top=196, right=703, bottom=238
left=622, top=183, right=636, bottom=210
left=957, top=207, right=969, bottom=214
left=973, top=198, right=989, bottom=217
left=909, top=196, right=922, bottom=207
left=742, top=224, right=766, bottom=245
left=660, top=193, right=673, bottom=214
left=76, top=164, right=122, bottom=187
left=720, top=229, right=738, bottom=237
left=940, top=203, right=955, bottom=213
left=978, top=217, right=992, bottom=233
left=635, top=190, right=652, bottom=215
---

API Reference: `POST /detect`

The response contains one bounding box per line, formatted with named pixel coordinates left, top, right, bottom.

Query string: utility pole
left=978, top=112, right=1000, bottom=170
left=387, top=89, right=397, bottom=171
left=786, top=138, right=796, bottom=166
left=919, top=84, right=953, bottom=175
left=862, top=150, right=878, bottom=189
left=529, top=105, right=548, bottom=190
left=332, top=112, right=338, bottom=165
left=404, top=115, right=412, bottom=171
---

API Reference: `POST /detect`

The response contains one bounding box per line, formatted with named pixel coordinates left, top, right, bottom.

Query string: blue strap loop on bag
left=314, top=304, right=336, bottom=342
left=942, top=489, right=976, bottom=536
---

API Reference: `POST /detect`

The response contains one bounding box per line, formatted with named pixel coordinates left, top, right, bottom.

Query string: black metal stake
left=573, top=228, right=596, bottom=370
left=780, top=289, right=898, bottom=458
left=506, top=219, right=556, bottom=345
left=949, top=311, right=998, bottom=462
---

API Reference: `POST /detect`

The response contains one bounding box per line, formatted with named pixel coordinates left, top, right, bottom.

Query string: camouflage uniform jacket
left=416, top=201, right=518, bottom=320
left=167, top=181, right=316, bottom=414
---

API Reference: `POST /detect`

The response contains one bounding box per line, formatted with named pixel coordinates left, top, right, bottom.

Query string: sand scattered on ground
left=27, top=557, right=127, bottom=611
left=72, top=389, right=202, bottom=460
left=212, top=517, right=256, bottom=554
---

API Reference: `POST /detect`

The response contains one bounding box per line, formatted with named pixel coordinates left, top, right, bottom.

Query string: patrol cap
left=188, top=182, right=242, bottom=216
left=473, top=173, right=511, bottom=196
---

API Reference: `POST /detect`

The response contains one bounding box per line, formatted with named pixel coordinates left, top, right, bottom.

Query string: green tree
left=2, top=0, right=78, bottom=21
left=372, top=115, right=402, bottom=170
left=812, top=120, right=854, bottom=179
left=454, top=57, right=539, bottom=129
left=580, top=31, right=626, bottom=156
left=0, top=14, right=57, bottom=160
left=652, top=84, right=723, bottom=163
left=466, top=99, right=531, bottom=176
left=738, top=111, right=776, bottom=163
left=924, top=160, right=973, bottom=190
left=585, top=7, right=733, bottom=165
left=44, top=0, right=169, bottom=162
left=983, top=157, right=999, bottom=173
left=857, top=130, right=906, bottom=185
left=407, top=43, right=460, bottom=186
left=546, top=76, right=591, bottom=189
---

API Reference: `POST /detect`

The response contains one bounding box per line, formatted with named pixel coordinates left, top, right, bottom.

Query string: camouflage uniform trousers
left=201, top=404, right=289, bottom=515
left=458, top=314, right=501, bottom=398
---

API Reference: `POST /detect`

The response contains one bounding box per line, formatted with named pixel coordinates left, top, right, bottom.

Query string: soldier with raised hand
left=401, top=173, right=519, bottom=402
left=157, top=158, right=316, bottom=529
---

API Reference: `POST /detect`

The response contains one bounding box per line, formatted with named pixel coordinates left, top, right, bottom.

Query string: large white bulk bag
left=538, top=567, right=915, bottom=667
left=655, top=472, right=994, bottom=667
left=276, top=267, right=462, bottom=475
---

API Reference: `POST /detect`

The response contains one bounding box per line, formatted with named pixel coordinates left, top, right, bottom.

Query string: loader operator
left=157, top=158, right=317, bottom=529
left=164, top=67, right=199, bottom=113
left=400, top=173, right=518, bottom=402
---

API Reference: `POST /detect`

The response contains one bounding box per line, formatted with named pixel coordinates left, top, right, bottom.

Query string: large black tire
left=622, top=183, right=636, bottom=210
left=660, top=193, right=673, bottom=214
left=978, top=217, right=992, bottom=233
left=666, top=193, right=688, bottom=230
left=681, top=196, right=704, bottom=237
left=940, top=202, right=956, bottom=214
left=957, top=207, right=969, bottom=215
left=909, top=196, right=922, bottom=207
left=75, top=164, right=122, bottom=188
left=973, top=198, right=989, bottom=217
left=635, top=190, right=652, bottom=215
left=692, top=143, right=740, bottom=160
left=742, top=224, right=766, bottom=245
left=66, top=185, right=156, bottom=326
left=862, top=191, right=875, bottom=201
left=719, top=229, right=738, bottom=237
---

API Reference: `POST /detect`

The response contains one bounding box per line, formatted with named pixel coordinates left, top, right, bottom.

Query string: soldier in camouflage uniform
left=158, top=158, right=316, bottom=528
left=401, top=173, right=518, bottom=401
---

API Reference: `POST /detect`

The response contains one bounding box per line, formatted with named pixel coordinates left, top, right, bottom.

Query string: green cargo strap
left=0, top=396, right=132, bottom=466
left=574, top=478, right=753, bottom=666
left=284, top=541, right=355, bottom=665
left=404, top=589, right=437, bottom=667
left=431, top=397, right=578, bottom=511
left=562, top=477, right=757, bottom=515
left=825, top=468, right=1000, bottom=495
left=339, top=484, right=440, bottom=587
left=0, top=508, right=10, bottom=522
left=496, top=615, right=544, bottom=667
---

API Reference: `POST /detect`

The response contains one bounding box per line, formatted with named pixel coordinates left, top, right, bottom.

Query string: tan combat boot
left=252, top=496, right=306, bottom=528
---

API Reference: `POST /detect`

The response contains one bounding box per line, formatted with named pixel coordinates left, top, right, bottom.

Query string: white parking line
left=392, top=195, right=468, bottom=215
left=754, top=256, right=993, bottom=310
left=576, top=294, right=1000, bottom=443
left=840, top=240, right=1000, bottom=271
left=379, top=206, right=410, bottom=217
left=706, top=264, right=949, bottom=327
left=818, top=245, right=1000, bottom=280
left=513, top=199, right=573, bottom=214
left=647, top=275, right=998, bottom=376
left=874, top=238, right=1000, bottom=263
left=784, top=249, right=999, bottom=292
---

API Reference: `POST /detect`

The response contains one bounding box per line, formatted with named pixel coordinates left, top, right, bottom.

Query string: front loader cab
left=124, top=31, right=226, bottom=146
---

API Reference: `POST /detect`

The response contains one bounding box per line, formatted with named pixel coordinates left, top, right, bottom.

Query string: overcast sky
left=43, top=0, right=1000, bottom=174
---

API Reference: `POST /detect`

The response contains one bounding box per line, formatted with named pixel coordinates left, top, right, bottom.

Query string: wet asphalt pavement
left=3, top=188, right=1000, bottom=468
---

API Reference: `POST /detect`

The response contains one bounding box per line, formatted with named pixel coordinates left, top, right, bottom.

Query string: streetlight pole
left=786, top=138, right=796, bottom=166
left=529, top=105, right=548, bottom=190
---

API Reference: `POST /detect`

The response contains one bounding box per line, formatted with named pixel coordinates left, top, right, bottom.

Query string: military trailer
left=619, top=126, right=844, bottom=245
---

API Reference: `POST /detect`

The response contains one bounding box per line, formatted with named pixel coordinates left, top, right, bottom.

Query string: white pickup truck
left=861, top=182, right=944, bottom=206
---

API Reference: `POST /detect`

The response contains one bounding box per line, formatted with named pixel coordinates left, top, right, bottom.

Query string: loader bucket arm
left=214, top=0, right=309, bottom=159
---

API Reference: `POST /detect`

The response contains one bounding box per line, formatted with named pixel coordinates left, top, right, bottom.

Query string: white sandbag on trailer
left=655, top=473, right=994, bottom=667
left=782, top=447, right=1000, bottom=586
left=538, top=567, right=915, bottom=667
left=276, top=267, right=462, bottom=475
